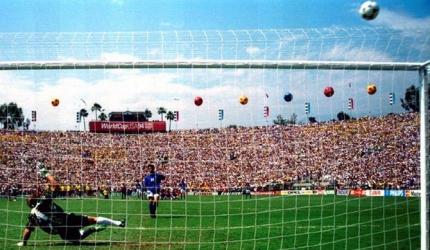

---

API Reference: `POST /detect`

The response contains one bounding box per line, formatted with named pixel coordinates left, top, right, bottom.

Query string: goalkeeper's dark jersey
left=26, top=197, right=67, bottom=235
left=26, top=197, right=90, bottom=241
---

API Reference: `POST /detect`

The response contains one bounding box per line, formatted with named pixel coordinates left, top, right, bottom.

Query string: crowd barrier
left=339, top=189, right=421, bottom=197
left=185, top=189, right=421, bottom=197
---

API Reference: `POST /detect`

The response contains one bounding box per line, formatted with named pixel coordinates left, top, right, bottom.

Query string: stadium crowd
left=0, top=112, right=420, bottom=197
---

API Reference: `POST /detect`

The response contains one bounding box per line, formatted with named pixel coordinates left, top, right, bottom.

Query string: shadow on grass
left=27, top=241, right=168, bottom=249
left=27, top=241, right=111, bottom=247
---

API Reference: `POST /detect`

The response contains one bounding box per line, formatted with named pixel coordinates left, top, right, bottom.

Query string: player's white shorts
left=146, top=191, right=160, bottom=199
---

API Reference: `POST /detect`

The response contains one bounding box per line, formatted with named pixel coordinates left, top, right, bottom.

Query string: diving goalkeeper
left=17, top=162, right=125, bottom=247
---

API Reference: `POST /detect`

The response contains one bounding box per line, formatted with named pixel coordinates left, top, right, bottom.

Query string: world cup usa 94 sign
left=89, top=121, right=166, bottom=133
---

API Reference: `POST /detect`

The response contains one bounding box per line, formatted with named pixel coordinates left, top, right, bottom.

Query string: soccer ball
left=51, top=98, right=60, bottom=107
left=324, top=87, right=334, bottom=97
left=367, top=84, right=377, bottom=95
left=194, top=96, right=203, bottom=106
left=359, top=1, right=379, bottom=20
left=239, top=95, right=248, bottom=105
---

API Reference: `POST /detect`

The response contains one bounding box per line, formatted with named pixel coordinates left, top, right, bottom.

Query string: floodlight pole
left=420, top=64, right=429, bottom=250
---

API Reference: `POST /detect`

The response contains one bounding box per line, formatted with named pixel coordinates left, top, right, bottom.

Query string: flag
left=265, top=93, right=269, bottom=98
left=305, top=102, right=310, bottom=114
left=389, top=93, right=395, bottom=105
left=31, top=111, right=37, bottom=122
left=76, top=112, right=81, bottom=123
left=218, top=109, right=224, bottom=121
left=263, top=106, right=269, bottom=118
left=174, top=111, right=179, bottom=121
left=348, top=98, right=354, bottom=110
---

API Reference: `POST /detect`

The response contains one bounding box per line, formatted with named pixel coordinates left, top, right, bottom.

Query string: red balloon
left=324, top=86, right=334, bottom=97
left=194, top=96, right=203, bottom=106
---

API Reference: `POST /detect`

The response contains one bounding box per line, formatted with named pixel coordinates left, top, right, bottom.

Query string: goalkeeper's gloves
left=36, top=162, right=50, bottom=178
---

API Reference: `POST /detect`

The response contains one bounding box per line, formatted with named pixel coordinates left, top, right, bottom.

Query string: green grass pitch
left=0, top=195, right=420, bottom=249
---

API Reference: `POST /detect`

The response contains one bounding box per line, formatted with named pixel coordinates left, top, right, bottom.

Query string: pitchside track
left=0, top=196, right=420, bottom=250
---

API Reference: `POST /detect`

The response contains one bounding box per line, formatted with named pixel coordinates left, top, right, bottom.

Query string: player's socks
left=149, top=203, right=156, bottom=217
left=153, top=203, right=158, bottom=217
left=96, top=216, right=122, bottom=227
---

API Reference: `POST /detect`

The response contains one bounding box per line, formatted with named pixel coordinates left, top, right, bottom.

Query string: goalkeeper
left=17, top=162, right=125, bottom=247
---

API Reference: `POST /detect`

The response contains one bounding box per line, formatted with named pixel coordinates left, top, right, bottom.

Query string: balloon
left=324, top=86, right=334, bottom=97
left=194, top=96, right=203, bottom=106
left=284, top=92, right=293, bottom=102
left=51, top=98, right=60, bottom=107
left=239, top=95, right=248, bottom=105
left=367, top=84, right=377, bottom=95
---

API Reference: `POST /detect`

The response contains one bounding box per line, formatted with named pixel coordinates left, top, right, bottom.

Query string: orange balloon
left=367, top=84, right=377, bottom=95
left=51, top=98, right=60, bottom=107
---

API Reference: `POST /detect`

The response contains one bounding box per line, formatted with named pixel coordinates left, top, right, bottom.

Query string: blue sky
left=0, top=0, right=429, bottom=130
left=0, top=0, right=429, bottom=32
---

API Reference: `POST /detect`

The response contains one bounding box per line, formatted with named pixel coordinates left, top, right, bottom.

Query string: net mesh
left=0, top=28, right=428, bottom=249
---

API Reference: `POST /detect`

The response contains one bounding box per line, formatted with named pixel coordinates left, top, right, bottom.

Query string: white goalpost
left=419, top=63, right=429, bottom=250
left=0, top=28, right=428, bottom=249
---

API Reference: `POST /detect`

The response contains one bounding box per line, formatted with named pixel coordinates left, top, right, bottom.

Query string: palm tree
left=91, top=103, right=102, bottom=121
left=80, top=108, right=89, bottom=131
left=0, top=102, right=24, bottom=129
left=166, top=111, right=175, bottom=132
left=157, top=107, right=166, bottom=121
left=98, top=112, right=107, bottom=121
left=144, top=108, right=152, bottom=120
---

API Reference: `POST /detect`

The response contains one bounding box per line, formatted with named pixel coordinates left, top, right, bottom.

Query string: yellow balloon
left=239, top=95, right=248, bottom=105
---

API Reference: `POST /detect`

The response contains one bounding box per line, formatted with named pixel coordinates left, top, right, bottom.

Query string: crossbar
left=0, top=60, right=426, bottom=71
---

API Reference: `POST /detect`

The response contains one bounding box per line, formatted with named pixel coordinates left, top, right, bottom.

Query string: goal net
left=0, top=28, right=428, bottom=249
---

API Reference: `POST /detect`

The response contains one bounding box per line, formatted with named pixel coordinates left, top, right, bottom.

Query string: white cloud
left=369, top=10, right=430, bottom=60
left=371, top=9, right=430, bottom=33
left=322, top=44, right=393, bottom=62
left=147, top=48, right=161, bottom=57
left=246, top=46, right=262, bottom=57
left=100, top=52, right=140, bottom=61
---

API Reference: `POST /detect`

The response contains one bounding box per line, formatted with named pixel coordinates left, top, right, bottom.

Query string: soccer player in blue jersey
left=143, top=164, right=166, bottom=218
left=179, top=179, right=187, bottom=199
left=17, top=162, right=125, bottom=247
